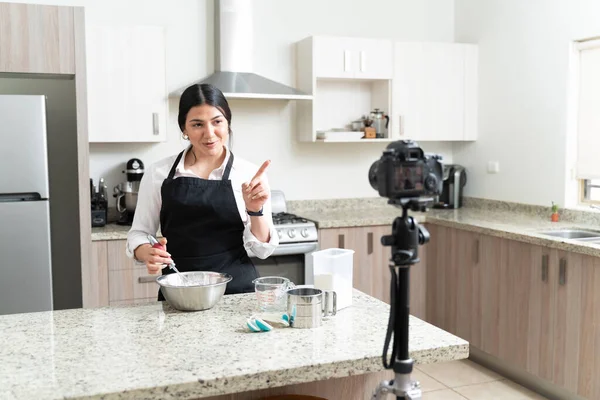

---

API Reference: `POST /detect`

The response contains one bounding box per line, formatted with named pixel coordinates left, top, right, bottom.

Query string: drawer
left=108, top=268, right=160, bottom=302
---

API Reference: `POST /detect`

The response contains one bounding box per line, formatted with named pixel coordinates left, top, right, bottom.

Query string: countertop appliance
left=114, top=158, right=144, bottom=225
left=251, top=190, right=318, bottom=285
left=434, top=164, right=467, bottom=209
left=0, top=95, right=53, bottom=315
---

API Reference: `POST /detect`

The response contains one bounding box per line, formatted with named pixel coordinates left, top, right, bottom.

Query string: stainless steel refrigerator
left=0, top=95, right=53, bottom=315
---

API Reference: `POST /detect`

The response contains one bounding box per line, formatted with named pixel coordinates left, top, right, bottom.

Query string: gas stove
left=270, top=191, right=318, bottom=249
left=250, top=190, right=318, bottom=284
left=272, top=212, right=318, bottom=244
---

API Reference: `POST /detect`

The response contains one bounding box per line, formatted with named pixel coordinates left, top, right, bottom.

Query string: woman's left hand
left=242, top=160, right=271, bottom=213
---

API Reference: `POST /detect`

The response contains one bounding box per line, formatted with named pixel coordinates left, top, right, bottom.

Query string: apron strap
left=167, top=150, right=186, bottom=179
left=168, top=148, right=233, bottom=180
left=223, top=151, right=234, bottom=181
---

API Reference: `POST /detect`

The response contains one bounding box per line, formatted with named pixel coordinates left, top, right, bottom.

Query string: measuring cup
left=252, top=276, right=295, bottom=312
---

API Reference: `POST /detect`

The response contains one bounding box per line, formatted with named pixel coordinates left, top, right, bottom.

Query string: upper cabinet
left=296, top=36, right=394, bottom=143
left=313, top=36, right=393, bottom=80
left=392, top=42, right=478, bottom=141
left=0, top=3, right=75, bottom=74
left=86, top=26, right=168, bottom=143
left=295, top=36, right=478, bottom=143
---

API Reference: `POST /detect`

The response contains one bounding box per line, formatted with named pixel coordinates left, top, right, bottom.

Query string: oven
left=248, top=190, right=318, bottom=286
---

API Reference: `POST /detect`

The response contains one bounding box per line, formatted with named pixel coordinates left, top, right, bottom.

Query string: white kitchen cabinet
left=312, top=36, right=393, bottom=80
left=295, top=36, right=393, bottom=143
left=87, top=26, right=167, bottom=143
left=392, top=42, right=478, bottom=141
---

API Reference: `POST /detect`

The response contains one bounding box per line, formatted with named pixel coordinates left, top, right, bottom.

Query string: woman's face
left=183, top=104, right=229, bottom=158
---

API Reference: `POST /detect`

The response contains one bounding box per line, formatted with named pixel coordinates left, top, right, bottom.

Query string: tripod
left=371, top=198, right=431, bottom=400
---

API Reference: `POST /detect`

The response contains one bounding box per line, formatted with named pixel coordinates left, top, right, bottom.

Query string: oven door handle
left=252, top=242, right=319, bottom=257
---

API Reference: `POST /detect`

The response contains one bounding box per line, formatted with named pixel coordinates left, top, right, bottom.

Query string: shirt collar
left=177, top=144, right=230, bottom=175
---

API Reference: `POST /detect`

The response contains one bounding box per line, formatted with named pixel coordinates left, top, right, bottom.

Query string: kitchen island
left=2, top=290, right=468, bottom=400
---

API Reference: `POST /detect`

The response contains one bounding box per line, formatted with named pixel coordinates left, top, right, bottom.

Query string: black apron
left=157, top=149, right=258, bottom=300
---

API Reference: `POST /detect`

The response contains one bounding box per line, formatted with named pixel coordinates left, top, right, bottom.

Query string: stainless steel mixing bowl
left=156, top=271, right=232, bottom=311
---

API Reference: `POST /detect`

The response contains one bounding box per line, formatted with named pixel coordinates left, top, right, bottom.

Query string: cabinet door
left=455, top=229, right=481, bottom=347
left=0, top=3, right=75, bottom=74
left=499, top=240, right=534, bottom=370
left=552, top=250, right=584, bottom=394
left=425, top=224, right=458, bottom=332
left=353, top=38, right=393, bottom=80
left=107, top=240, right=160, bottom=303
left=393, top=43, right=475, bottom=141
left=526, top=246, right=556, bottom=382
left=313, top=37, right=356, bottom=79
left=479, top=234, right=504, bottom=357
left=575, top=254, right=600, bottom=399
left=82, top=241, right=109, bottom=308
left=87, top=26, right=167, bottom=143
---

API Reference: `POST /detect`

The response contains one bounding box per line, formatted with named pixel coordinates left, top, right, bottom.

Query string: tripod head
left=383, top=198, right=432, bottom=267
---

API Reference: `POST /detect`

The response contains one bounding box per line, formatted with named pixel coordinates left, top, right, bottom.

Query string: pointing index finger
left=252, top=160, right=271, bottom=180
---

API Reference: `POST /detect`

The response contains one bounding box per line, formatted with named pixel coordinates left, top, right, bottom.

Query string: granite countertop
left=91, top=223, right=132, bottom=240
left=301, top=206, right=600, bottom=258
left=91, top=199, right=600, bottom=258
left=1, top=291, right=468, bottom=400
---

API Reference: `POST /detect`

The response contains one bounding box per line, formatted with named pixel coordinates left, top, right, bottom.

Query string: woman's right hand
left=134, top=238, right=173, bottom=274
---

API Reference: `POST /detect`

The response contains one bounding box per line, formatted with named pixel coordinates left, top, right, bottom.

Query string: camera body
left=369, top=140, right=443, bottom=201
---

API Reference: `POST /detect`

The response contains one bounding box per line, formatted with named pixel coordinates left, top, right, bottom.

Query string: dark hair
left=178, top=83, right=232, bottom=136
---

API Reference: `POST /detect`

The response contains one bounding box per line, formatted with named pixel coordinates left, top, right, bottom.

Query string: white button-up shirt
left=126, top=145, right=279, bottom=260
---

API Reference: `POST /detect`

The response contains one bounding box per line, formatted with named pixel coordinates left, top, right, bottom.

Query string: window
left=575, top=38, right=600, bottom=204
left=581, top=179, right=600, bottom=203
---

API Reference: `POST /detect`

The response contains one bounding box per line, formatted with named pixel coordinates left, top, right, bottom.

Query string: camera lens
left=368, top=161, right=380, bottom=191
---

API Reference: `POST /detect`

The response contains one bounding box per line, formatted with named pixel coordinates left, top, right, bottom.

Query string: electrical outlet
left=487, top=161, right=500, bottom=174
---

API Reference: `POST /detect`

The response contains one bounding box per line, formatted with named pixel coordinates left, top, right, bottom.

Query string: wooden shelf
left=316, top=138, right=395, bottom=143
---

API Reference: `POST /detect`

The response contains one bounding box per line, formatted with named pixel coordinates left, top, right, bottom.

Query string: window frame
left=579, top=179, right=600, bottom=204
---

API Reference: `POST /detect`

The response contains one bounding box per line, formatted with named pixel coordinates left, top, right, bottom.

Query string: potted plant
left=551, top=202, right=559, bottom=222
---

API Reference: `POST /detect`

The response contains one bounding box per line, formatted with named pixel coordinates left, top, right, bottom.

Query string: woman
left=126, top=83, right=278, bottom=298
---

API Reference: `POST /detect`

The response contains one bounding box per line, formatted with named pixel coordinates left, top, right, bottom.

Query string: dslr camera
left=369, top=140, right=443, bottom=201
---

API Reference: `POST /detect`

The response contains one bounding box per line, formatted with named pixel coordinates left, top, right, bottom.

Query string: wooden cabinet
left=425, top=225, right=600, bottom=398
left=392, top=42, right=477, bottom=141
left=317, top=224, right=428, bottom=320
left=86, top=25, right=167, bottom=143
left=295, top=36, right=393, bottom=143
left=312, top=36, right=393, bottom=80
left=86, top=240, right=159, bottom=307
left=107, top=240, right=160, bottom=304
left=549, top=250, right=600, bottom=398
left=526, top=245, right=555, bottom=382
left=0, top=3, right=75, bottom=74
left=84, top=241, right=109, bottom=308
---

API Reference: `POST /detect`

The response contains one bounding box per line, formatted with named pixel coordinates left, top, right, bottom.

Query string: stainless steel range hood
left=171, top=0, right=311, bottom=100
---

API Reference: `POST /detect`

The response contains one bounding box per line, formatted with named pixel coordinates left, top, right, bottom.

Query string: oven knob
left=301, top=228, right=309, bottom=238
left=288, top=229, right=296, bottom=238
left=277, top=229, right=282, bottom=239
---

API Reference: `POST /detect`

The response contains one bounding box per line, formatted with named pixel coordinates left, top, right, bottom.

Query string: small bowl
left=156, top=271, right=232, bottom=311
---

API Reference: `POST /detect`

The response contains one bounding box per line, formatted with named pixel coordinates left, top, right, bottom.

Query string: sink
left=536, top=229, right=600, bottom=240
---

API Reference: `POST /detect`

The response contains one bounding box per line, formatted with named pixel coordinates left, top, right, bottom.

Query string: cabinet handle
left=367, top=232, right=373, bottom=255
left=139, top=276, right=158, bottom=284
left=559, top=258, right=567, bottom=285
left=360, top=51, right=366, bottom=72
left=152, top=113, right=159, bottom=135
left=338, top=234, right=345, bottom=249
left=541, top=254, right=549, bottom=282
left=399, top=115, right=404, bottom=137
left=344, top=50, right=351, bottom=72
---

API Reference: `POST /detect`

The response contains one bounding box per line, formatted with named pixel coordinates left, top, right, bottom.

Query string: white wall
left=453, top=0, right=600, bottom=207
left=7, top=0, right=456, bottom=202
